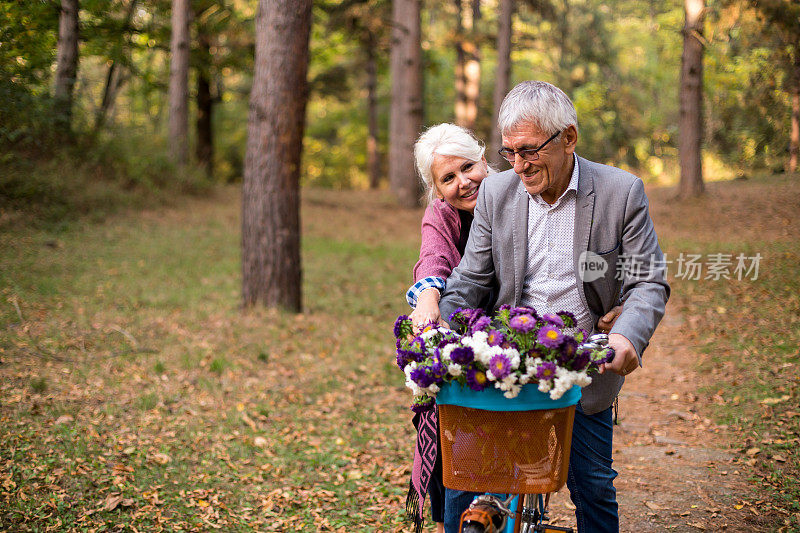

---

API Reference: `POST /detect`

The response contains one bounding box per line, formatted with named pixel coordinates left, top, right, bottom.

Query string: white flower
left=420, top=328, right=439, bottom=341
left=447, top=364, right=463, bottom=377
left=439, top=343, right=456, bottom=363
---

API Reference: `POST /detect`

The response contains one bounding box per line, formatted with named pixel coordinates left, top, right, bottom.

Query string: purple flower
left=537, top=326, right=564, bottom=348
left=571, top=347, right=591, bottom=371
left=448, top=308, right=474, bottom=329
left=486, top=330, right=506, bottom=347
left=410, top=366, right=436, bottom=388
left=535, top=361, right=557, bottom=381
left=466, top=367, right=489, bottom=391
left=411, top=395, right=435, bottom=413
left=558, top=311, right=577, bottom=328
left=592, top=347, right=615, bottom=366
left=542, top=313, right=565, bottom=327
left=467, top=308, right=486, bottom=325
left=489, top=354, right=512, bottom=380
left=408, top=336, right=425, bottom=353
left=471, top=316, right=491, bottom=333
left=396, top=351, right=411, bottom=369
left=395, top=315, right=413, bottom=339
left=449, top=346, right=474, bottom=364
left=558, top=337, right=578, bottom=365
left=509, top=313, right=537, bottom=332
left=509, top=306, right=538, bottom=318
left=429, top=361, right=447, bottom=379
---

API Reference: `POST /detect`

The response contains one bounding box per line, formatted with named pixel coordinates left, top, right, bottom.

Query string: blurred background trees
left=1, top=0, right=797, bottom=217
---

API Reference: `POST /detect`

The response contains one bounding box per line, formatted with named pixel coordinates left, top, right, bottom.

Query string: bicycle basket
left=437, top=383, right=579, bottom=494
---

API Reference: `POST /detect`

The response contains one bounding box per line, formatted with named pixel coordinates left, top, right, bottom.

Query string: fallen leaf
left=103, top=493, right=123, bottom=511
left=772, top=454, right=786, bottom=462
left=241, top=413, right=257, bottom=430
left=254, top=436, right=268, bottom=447
left=745, top=447, right=761, bottom=457
left=149, top=452, right=171, bottom=465
left=54, top=415, right=74, bottom=425
left=645, top=501, right=662, bottom=510
left=760, top=395, right=791, bottom=406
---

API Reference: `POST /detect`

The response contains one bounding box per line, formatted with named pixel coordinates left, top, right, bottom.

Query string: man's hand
left=599, top=333, right=639, bottom=376
left=596, top=304, right=623, bottom=333
left=410, top=288, right=442, bottom=333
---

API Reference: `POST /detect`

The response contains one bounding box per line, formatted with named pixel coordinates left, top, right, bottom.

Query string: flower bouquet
left=396, top=306, right=617, bottom=494
left=394, top=305, right=615, bottom=413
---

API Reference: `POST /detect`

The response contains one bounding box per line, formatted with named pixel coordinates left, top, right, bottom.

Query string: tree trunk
left=389, top=0, right=423, bottom=207
left=366, top=32, right=382, bottom=189
left=678, top=0, right=705, bottom=197
left=789, top=47, right=800, bottom=174
left=94, top=0, right=138, bottom=132
left=54, top=0, right=79, bottom=134
left=168, top=0, right=191, bottom=165
left=241, top=0, right=312, bottom=311
left=489, top=0, right=513, bottom=169
left=454, top=0, right=481, bottom=130
left=196, top=31, right=214, bottom=177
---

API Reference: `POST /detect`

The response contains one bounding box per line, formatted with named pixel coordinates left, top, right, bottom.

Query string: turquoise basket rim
left=436, top=382, right=581, bottom=411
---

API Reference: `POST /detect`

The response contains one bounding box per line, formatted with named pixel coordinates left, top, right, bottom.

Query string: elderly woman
left=404, top=123, right=622, bottom=533
left=404, top=123, right=491, bottom=533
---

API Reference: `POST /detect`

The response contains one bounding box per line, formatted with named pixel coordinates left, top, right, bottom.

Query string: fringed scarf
left=405, top=406, right=439, bottom=533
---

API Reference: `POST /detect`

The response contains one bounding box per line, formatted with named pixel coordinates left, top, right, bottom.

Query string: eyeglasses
left=498, top=130, right=562, bottom=163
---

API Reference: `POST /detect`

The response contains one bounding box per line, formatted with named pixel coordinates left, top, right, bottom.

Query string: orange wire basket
left=438, top=401, right=576, bottom=494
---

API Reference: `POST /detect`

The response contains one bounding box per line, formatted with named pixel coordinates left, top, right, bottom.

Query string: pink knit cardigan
left=412, top=199, right=464, bottom=283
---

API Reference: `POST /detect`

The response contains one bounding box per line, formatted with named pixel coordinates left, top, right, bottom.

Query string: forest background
left=1, top=0, right=797, bottom=221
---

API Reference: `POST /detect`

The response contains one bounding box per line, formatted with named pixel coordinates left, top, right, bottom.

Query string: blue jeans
left=444, top=404, right=618, bottom=533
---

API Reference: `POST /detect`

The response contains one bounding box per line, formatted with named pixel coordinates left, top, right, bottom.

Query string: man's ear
left=563, top=125, right=578, bottom=153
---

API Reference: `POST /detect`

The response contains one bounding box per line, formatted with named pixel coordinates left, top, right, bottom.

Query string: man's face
left=501, top=123, right=577, bottom=203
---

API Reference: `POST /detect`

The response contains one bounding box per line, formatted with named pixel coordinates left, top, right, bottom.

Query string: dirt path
left=542, top=302, right=763, bottom=532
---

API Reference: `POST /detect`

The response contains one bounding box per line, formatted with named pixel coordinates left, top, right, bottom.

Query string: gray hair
left=498, top=81, right=578, bottom=137
left=414, top=123, right=494, bottom=204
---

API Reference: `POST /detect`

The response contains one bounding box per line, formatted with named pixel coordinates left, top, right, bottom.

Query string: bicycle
left=436, top=334, right=613, bottom=533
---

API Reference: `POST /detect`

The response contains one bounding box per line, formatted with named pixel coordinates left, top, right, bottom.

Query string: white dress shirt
left=520, top=154, right=593, bottom=331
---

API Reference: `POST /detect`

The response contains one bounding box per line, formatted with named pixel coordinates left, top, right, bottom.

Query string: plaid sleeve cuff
left=406, top=276, right=447, bottom=308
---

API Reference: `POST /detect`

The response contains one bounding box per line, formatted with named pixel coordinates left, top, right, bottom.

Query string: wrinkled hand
left=599, top=333, right=639, bottom=376
left=596, top=304, right=623, bottom=333
left=410, top=288, right=444, bottom=333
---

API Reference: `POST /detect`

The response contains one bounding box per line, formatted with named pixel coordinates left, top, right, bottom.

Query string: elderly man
left=437, top=81, right=670, bottom=532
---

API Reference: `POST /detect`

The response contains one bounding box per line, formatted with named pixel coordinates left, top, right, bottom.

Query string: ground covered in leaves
left=1, top=174, right=798, bottom=531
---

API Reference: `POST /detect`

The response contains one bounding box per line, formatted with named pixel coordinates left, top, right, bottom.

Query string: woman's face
left=431, top=154, right=488, bottom=213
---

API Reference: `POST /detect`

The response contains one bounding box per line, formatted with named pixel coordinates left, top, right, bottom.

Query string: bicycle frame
left=461, top=492, right=574, bottom=533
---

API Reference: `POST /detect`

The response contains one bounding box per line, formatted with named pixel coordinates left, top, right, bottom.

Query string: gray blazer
left=439, top=156, right=670, bottom=414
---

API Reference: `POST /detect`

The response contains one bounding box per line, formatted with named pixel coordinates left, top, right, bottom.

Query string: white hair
left=498, top=81, right=578, bottom=137
left=414, top=123, right=494, bottom=204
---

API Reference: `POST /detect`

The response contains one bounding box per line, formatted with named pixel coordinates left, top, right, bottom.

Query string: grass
left=0, top=186, right=419, bottom=531
left=1, top=175, right=799, bottom=531
left=646, top=173, right=800, bottom=529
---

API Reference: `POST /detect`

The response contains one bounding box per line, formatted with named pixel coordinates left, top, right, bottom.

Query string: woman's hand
left=596, top=304, right=623, bottom=333
left=410, top=288, right=442, bottom=333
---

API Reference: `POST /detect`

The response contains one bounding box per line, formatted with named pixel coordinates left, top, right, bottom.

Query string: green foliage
left=30, top=377, right=47, bottom=393
left=1, top=0, right=797, bottom=210
left=0, top=127, right=213, bottom=228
